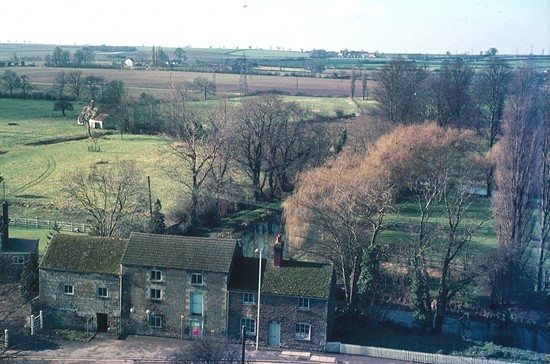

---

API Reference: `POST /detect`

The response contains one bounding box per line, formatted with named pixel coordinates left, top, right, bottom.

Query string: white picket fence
left=326, top=342, right=509, bottom=364
left=10, top=216, right=90, bottom=233
left=0, top=329, right=8, bottom=349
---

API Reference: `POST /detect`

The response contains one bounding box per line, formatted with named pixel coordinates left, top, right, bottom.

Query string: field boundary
left=9, top=216, right=90, bottom=233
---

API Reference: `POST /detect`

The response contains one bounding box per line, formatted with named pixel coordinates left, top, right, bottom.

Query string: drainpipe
left=119, top=264, right=123, bottom=336
left=225, top=289, right=230, bottom=338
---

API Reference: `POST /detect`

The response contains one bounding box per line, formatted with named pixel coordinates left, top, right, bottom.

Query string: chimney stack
left=273, top=234, right=284, bottom=267
left=1, top=201, right=9, bottom=250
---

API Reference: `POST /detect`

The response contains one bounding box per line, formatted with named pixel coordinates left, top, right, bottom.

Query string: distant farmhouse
left=39, top=232, right=335, bottom=350
left=0, top=201, right=39, bottom=280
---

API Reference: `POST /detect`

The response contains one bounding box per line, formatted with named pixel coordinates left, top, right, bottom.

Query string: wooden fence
left=326, top=342, right=509, bottom=364
left=9, top=217, right=90, bottom=233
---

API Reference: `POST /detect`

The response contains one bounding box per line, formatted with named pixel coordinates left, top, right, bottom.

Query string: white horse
left=88, top=114, right=108, bottom=129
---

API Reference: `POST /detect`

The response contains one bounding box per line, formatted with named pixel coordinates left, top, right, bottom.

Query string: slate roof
left=2, top=238, right=39, bottom=254
left=40, top=234, right=127, bottom=275
left=122, top=232, right=238, bottom=273
left=228, top=257, right=334, bottom=299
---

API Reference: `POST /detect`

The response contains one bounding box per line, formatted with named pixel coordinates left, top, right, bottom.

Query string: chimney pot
left=273, top=234, right=283, bottom=267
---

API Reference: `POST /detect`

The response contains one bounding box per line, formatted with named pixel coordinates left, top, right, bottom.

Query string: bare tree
left=0, top=70, right=21, bottom=97
left=232, top=94, right=312, bottom=201
left=19, top=75, right=32, bottom=99
left=350, top=67, right=356, bottom=99
left=374, top=58, right=428, bottom=123
left=164, top=89, right=229, bottom=228
left=66, top=70, right=84, bottom=100
left=192, top=77, right=216, bottom=100
left=52, top=71, right=67, bottom=100
left=83, top=75, right=105, bottom=100
left=490, top=66, right=545, bottom=304
left=427, top=57, right=475, bottom=128
left=474, top=58, right=510, bottom=196
left=537, top=100, right=550, bottom=292
left=361, top=71, right=368, bottom=100
left=61, top=160, right=148, bottom=237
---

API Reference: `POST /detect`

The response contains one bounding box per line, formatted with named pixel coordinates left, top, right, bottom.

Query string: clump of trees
left=489, top=66, right=548, bottom=305
left=284, top=122, right=484, bottom=334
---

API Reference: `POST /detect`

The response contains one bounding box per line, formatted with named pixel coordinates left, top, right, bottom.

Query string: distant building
left=0, top=201, right=39, bottom=280
left=124, top=58, right=133, bottom=68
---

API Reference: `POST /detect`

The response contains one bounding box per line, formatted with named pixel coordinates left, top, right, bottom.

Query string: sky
left=1, top=0, right=548, bottom=55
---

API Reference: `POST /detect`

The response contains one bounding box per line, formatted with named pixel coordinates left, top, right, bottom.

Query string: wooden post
left=39, top=310, right=43, bottom=329
left=4, top=329, right=8, bottom=349
left=30, top=314, right=35, bottom=335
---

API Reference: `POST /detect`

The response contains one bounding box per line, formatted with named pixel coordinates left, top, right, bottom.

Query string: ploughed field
left=5, top=67, right=373, bottom=98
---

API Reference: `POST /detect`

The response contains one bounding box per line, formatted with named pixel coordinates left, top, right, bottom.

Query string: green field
left=0, top=96, right=366, bottom=224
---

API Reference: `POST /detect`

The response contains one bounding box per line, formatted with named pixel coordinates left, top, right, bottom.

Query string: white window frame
left=149, top=315, right=162, bottom=328
left=191, top=273, right=203, bottom=286
left=12, top=255, right=25, bottom=264
left=298, top=297, right=310, bottom=310
left=242, top=292, right=255, bottom=305
left=240, top=317, right=256, bottom=335
left=295, top=322, right=311, bottom=340
left=150, top=288, right=162, bottom=300
left=64, top=284, right=74, bottom=295
left=97, top=287, right=108, bottom=298
left=150, top=269, right=162, bottom=282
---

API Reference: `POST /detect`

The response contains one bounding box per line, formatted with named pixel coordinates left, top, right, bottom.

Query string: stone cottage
left=228, top=236, right=335, bottom=350
left=38, top=232, right=335, bottom=349
left=39, top=234, right=127, bottom=333
left=120, top=232, right=240, bottom=339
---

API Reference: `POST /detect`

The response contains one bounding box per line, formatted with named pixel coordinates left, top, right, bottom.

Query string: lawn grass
left=0, top=101, right=182, bottom=218
left=6, top=226, right=80, bottom=256
left=1, top=97, right=364, bottom=223
left=379, top=196, right=497, bottom=254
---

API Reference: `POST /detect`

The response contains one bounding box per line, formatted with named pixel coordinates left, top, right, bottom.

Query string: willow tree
left=367, top=122, right=483, bottom=334
left=283, top=151, right=395, bottom=308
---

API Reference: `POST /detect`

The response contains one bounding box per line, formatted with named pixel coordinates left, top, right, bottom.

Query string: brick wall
left=121, top=265, right=228, bottom=339
left=39, top=269, right=121, bottom=333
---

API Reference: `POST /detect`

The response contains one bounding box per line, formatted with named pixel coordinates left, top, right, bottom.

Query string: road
left=11, top=333, right=414, bottom=363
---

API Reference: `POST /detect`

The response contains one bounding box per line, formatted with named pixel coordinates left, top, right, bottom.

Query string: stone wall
left=121, top=265, right=228, bottom=339
left=39, top=269, right=121, bottom=333
left=228, top=290, right=329, bottom=351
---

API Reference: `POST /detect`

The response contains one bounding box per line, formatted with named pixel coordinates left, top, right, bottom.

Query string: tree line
left=284, top=58, right=549, bottom=334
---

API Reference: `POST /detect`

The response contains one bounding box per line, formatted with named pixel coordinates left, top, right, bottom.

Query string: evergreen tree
left=148, top=199, right=166, bottom=234
left=20, top=254, right=39, bottom=301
